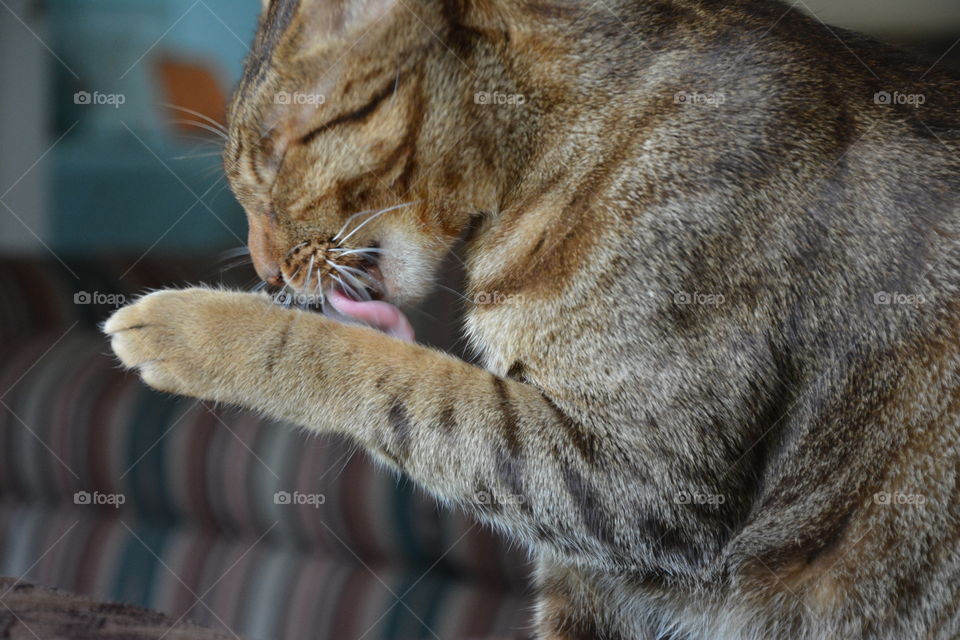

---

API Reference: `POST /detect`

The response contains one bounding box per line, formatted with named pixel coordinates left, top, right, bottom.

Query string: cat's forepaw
left=104, top=288, right=277, bottom=400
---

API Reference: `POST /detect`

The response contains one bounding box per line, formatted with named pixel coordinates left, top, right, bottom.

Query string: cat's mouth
left=327, top=288, right=415, bottom=342
left=278, top=240, right=415, bottom=342
left=327, top=260, right=415, bottom=343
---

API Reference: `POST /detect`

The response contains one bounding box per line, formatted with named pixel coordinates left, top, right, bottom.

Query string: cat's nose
left=249, top=244, right=283, bottom=286
left=247, top=216, right=284, bottom=287
left=251, top=254, right=283, bottom=286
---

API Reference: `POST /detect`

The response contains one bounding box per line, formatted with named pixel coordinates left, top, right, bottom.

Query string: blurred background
left=1, top=0, right=959, bottom=256
left=1, top=0, right=257, bottom=254
left=0, top=1, right=957, bottom=640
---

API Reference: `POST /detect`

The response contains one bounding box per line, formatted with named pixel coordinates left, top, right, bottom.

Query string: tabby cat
left=106, top=0, right=960, bottom=637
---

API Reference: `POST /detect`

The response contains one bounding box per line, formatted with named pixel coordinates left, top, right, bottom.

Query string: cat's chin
left=327, top=288, right=415, bottom=343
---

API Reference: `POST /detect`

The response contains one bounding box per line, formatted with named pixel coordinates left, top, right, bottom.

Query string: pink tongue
left=329, top=289, right=415, bottom=343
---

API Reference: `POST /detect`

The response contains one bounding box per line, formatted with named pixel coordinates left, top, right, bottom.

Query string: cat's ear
left=301, top=0, right=399, bottom=37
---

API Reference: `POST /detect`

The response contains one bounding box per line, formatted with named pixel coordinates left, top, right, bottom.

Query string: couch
left=0, top=255, right=531, bottom=640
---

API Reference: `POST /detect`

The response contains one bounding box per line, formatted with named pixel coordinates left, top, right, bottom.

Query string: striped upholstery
left=0, top=257, right=531, bottom=640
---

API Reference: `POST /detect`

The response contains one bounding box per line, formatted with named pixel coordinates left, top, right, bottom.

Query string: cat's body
left=107, top=0, right=960, bottom=637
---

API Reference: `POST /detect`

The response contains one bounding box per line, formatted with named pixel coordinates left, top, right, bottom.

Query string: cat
left=106, top=0, right=960, bottom=637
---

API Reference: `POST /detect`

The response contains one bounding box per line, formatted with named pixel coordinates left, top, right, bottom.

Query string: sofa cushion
left=0, top=330, right=529, bottom=586
left=0, top=255, right=532, bottom=638
left=0, top=256, right=218, bottom=341
left=0, top=503, right=531, bottom=640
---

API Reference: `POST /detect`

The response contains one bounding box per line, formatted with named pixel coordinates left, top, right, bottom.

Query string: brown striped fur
left=107, top=0, right=960, bottom=637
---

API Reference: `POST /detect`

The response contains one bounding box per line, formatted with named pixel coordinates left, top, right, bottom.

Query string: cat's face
left=224, top=0, right=486, bottom=308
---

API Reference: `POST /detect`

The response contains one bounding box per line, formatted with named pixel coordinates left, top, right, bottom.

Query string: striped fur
left=109, top=0, right=960, bottom=638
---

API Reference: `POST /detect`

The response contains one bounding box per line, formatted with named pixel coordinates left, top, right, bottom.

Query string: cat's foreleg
left=106, top=288, right=618, bottom=557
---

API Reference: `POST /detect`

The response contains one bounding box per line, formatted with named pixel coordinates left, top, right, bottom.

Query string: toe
left=103, top=304, right=141, bottom=335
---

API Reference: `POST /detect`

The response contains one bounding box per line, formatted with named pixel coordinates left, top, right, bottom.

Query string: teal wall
left=46, top=0, right=261, bottom=253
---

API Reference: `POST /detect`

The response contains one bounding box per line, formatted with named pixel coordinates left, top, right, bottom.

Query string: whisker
left=329, top=273, right=348, bottom=294
left=284, top=240, right=311, bottom=261
left=329, top=247, right=389, bottom=257
left=404, top=306, right=439, bottom=323
left=313, top=270, right=326, bottom=306
left=177, top=135, right=226, bottom=148
left=334, top=263, right=372, bottom=277
left=325, top=260, right=380, bottom=292
left=170, top=150, right=225, bottom=161
left=437, top=284, right=472, bottom=304
left=198, top=164, right=227, bottom=181
left=338, top=201, right=420, bottom=244
left=333, top=209, right=377, bottom=241
left=164, top=104, right=228, bottom=134
left=320, top=295, right=328, bottom=315
left=304, top=255, right=316, bottom=291
left=338, top=269, right=373, bottom=295
left=337, top=274, right=375, bottom=303
left=282, top=267, right=302, bottom=288
left=317, top=276, right=328, bottom=308
left=210, top=181, right=232, bottom=202
left=345, top=281, right=369, bottom=302
left=170, top=119, right=229, bottom=140
left=330, top=273, right=367, bottom=302
left=333, top=263, right=381, bottom=289
left=218, top=246, right=251, bottom=262
left=219, top=257, right=253, bottom=273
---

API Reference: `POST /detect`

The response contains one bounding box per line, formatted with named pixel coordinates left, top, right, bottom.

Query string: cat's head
left=225, top=0, right=525, bottom=307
